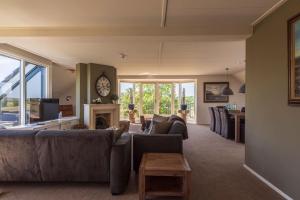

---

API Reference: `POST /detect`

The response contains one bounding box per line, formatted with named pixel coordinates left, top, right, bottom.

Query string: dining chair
left=219, top=108, right=235, bottom=139
left=208, top=107, right=216, bottom=132
left=213, top=107, right=222, bottom=134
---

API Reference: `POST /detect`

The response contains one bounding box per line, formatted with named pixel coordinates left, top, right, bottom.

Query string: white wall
left=118, top=74, right=245, bottom=125
left=233, top=70, right=246, bottom=83
left=196, top=75, right=245, bottom=124
left=52, top=64, right=76, bottom=113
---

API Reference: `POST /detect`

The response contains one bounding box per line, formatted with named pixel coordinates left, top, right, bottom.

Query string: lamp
left=222, top=68, right=234, bottom=96
left=239, top=84, right=246, bottom=93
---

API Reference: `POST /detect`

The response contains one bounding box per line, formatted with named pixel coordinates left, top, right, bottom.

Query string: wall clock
left=96, top=73, right=111, bottom=97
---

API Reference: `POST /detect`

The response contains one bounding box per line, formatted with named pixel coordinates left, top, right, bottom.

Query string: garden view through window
left=119, top=81, right=196, bottom=122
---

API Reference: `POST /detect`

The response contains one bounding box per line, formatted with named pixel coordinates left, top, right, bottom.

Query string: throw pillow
left=152, top=114, right=169, bottom=123
left=150, top=121, right=172, bottom=135
left=168, top=115, right=186, bottom=125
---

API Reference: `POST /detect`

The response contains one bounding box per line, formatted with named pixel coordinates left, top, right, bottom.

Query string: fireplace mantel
left=84, top=104, right=120, bottom=129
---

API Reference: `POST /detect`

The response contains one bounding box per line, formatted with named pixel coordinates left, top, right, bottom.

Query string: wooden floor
left=0, top=125, right=283, bottom=200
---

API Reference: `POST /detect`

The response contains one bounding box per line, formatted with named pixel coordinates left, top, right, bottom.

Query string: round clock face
left=96, top=75, right=111, bottom=97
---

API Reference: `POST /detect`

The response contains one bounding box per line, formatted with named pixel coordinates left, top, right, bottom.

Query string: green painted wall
left=87, top=63, right=117, bottom=104
left=76, top=63, right=87, bottom=124
left=76, top=63, right=117, bottom=123
left=246, top=0, right=300, bottom=199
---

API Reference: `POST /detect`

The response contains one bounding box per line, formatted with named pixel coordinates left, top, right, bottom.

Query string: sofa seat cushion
left=0, top=130, right=41, bottom=181
left=35, top=129, right=113, bottom=182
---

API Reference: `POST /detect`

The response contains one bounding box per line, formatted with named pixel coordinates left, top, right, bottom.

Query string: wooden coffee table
left=139, top=153, right=191, bottom=200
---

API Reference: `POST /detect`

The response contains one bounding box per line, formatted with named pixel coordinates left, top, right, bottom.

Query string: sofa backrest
left=35, top=129, right=114, bottom=182
left=168, top=120, right=188, bottom=139
left=0, top=130, right=41, bottom=181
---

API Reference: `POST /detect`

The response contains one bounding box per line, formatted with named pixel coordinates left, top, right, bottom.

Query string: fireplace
left=95, top=113, right=111, bottom=129
left=84, top=104, right=120, bottom=129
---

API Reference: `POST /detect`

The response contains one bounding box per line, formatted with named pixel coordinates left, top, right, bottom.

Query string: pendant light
left=222, top=68, right=234, bottom=96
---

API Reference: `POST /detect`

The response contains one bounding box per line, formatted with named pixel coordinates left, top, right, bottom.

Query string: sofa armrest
left=133, top=134, right=183, bottom=172
left=110, top=133, right=131, bottom=195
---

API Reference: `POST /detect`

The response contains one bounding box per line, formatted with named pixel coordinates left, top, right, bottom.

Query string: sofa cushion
left=35, top=129, right=113, bottom=182
left=168, top=120, right=188, bottom=140
left=168, top=115, right=186, bottom=125
left=152, top=114, right=169, bottom=123
left=0, top=130, right=41, bottom=181
left=150, top=121, right=173, bottom=135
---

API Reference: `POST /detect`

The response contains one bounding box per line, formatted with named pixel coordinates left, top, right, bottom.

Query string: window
left=142, top=84, right=155, bottom=116
left=159, top=83, right=172, bottom=115
left=119, top=81, right=196, bottom=122
left=181, top=82, right=196, bottom=120
left=25, top=63, right=47, bottom=124
left=119, top=82, right=134, bottom=119
left=0, top=54, right=48, bottom=127
left=0, top=55, right=21, bottom=126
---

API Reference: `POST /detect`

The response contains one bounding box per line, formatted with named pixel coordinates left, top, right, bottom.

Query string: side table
left=139, top=153, right=191, bottom=200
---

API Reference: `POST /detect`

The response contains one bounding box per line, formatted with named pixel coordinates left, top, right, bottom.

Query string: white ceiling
left=0, top=0, right=281, bottom=75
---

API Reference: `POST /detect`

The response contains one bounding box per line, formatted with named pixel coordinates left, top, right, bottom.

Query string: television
left=27, top=98, right=60, bottom=123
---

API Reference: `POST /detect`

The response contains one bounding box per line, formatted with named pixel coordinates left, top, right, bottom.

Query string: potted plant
left=111, top=94, right=119, bottom=104
left=128, top=103, right=135, bottom=110
left=181, top=88, right=187, bottom=110
left=126, top=109, right=138, bottom=123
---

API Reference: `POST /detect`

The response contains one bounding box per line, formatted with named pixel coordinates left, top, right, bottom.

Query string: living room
left=0, top=0, right=299, bottom=200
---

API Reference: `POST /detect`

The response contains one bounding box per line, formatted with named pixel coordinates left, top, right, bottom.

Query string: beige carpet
left=0, top=125, right=283, bottom=200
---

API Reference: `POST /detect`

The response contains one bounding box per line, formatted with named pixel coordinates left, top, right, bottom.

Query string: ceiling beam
left=158, top=42, right=164, bottom=65
left=161, top=0, right=169, bottom=28
left=0, top=26, right=251, bottom=38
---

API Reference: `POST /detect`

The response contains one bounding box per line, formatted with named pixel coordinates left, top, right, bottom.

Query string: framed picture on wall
left=288, top=14, right=300, bottom=105
left=203, top=82, right=229, bottom=103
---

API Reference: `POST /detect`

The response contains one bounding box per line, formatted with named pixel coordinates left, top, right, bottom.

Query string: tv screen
left=40, top=99, right=59, bottom=121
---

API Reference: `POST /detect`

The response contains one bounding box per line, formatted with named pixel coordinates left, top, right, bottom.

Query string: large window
left=159, top=83, right=172, bottom=115
left=0, top=55, right=21, bottom=126
left=25, top=63, right=47, bottom=124
left=0, top=54, right=47, bottom=127
left=119, top=81, right=196, bottom=122
left=142, top=84, right=155, bottom=115
left=182, top=82, right=196, bottom=120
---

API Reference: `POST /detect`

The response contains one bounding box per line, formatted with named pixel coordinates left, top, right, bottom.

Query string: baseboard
left=243, top=164, right=293, bottom=200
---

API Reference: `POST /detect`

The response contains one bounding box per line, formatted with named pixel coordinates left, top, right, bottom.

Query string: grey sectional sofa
left=0, top=129, right=131, bottom=195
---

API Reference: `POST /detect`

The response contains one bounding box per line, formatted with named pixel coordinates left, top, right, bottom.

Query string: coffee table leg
left=183, top=171, right=191, bottom=200
left=139, top=171, right=145, bottom=200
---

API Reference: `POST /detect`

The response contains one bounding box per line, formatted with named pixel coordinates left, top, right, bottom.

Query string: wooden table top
left=141, top=153, right=191, bottom=172
left=229, top=111, right=245, bottom=117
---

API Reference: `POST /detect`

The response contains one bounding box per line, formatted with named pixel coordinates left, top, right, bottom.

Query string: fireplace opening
left=95, top=113, right=111, bottom=129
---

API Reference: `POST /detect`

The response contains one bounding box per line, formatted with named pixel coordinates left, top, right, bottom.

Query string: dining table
left=229, top=110, right=245, bottom=143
